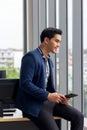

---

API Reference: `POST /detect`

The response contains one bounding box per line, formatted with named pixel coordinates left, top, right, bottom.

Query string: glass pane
left=68, top=0, right=73, bottom=129
left=83, top=0, right=87, bottom=117
left=56, top=0, right=60, bottom=91
left=0, top=0, right=23, bottom=78
left=68, top=0, right=73, bottom=104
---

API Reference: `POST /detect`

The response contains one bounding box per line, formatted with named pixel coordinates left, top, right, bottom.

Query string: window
left=0, top=0, right=23, bottom=78
left=83, top=0, right=87, bottom=117
left=68, top=0, right=73, bottom=106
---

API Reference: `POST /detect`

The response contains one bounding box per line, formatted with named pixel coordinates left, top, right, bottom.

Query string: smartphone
left=65, top=93, right=78, bottom=98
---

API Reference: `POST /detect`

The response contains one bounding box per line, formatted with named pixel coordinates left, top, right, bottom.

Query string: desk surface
left=0, top=116, right=61, bottom=122
left=0, top=117, right=29, bottom=122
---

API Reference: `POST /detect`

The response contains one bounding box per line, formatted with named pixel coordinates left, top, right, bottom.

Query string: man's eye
left=56, top=40, right=61, bottom=43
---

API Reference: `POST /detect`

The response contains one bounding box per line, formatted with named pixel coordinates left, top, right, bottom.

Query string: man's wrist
left=47, top=93, right=51, bottom=100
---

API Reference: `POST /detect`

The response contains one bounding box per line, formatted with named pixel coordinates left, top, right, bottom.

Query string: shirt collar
left=38, top=47, right=50, bottom=59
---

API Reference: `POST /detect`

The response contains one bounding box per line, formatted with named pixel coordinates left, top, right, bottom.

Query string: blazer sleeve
left=20, top=53, right=49, bottom=102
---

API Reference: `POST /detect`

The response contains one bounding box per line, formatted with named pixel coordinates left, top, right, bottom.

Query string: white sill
left=84, top=117, right=87, bottom=128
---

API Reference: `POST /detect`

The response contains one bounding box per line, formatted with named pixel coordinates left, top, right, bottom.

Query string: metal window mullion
left=45, top=0, right=49, bottom=27
left=26, top=0, right=33, bottom=51
left=38, top=0, right=46, bottom=44
left=33, top=0, right=39, bottom=49
left=59, top=0, right=68, bottom=95
left=72, top=0, right=83, bottom=112
left=48, top=0, right=56, bottom=27
left=59, top=0, right=68, bottom=130
left=23, top=0, right=27, bottom=54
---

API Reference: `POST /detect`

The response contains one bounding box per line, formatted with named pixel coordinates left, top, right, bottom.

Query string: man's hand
left=47, top=92, right=69, bottom=104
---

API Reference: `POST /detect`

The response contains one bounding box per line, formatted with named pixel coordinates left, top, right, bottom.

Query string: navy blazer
left=16, top=48, right=56, bottom=117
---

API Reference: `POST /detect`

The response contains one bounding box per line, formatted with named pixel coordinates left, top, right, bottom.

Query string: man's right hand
left=47, top=92, right=69, bottom=104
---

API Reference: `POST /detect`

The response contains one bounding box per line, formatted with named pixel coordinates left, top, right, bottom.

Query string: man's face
left=46, top=34, right=62, bottom=53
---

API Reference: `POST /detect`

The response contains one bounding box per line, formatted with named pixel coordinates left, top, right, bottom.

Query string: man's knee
left=75, top=111, right=84, bottom=123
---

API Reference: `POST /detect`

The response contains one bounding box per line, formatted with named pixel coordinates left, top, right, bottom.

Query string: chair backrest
left=0, top=78, right=19, bottom=116
left=0, top=70, right=6, bottom=78
left=0, top=78, right=19, bottom=104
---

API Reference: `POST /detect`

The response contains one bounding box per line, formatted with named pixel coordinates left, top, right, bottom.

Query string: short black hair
left=40, top=27, right=62, bottom=42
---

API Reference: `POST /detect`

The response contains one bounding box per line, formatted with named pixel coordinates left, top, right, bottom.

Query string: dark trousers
left=23, top=100, right=84, bottom=130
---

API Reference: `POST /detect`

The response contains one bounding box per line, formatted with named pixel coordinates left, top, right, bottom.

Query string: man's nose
left=57, top=42, right=61, bottom=47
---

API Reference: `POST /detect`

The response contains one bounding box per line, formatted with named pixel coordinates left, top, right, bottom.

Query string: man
left=16, top=27, right=84, bottom=130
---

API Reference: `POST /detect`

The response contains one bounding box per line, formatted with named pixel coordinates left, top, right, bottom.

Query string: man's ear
left=44, top=37, right=49, bottom=44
